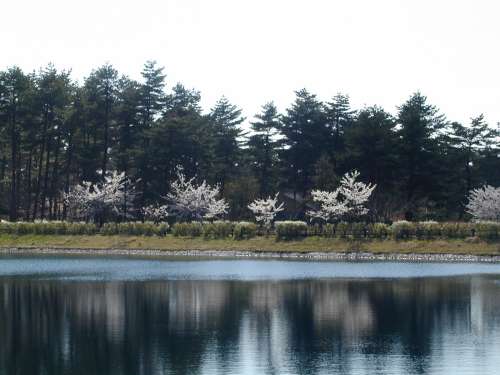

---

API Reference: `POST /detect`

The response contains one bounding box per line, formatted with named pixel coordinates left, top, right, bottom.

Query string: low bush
left=172, top=222, right=203, bottom=237
left=415, top=221, right=441, bottom=240
left=391, top=221, right=415, bottom=240
left=1, top=219, right=499, bottom=242
left=67, top=222, right=98, bottom=235
left=367, top=223, right=390, bottom=239
left=0, top=221, right=101, bottom=236
left=203, top=221, right=234, bottom=239
left=307, top=223, right=323, bottom=237
left=233, top=222, right=257, bottom=240
left=275, top=221, right=308, bottom=240
left=119, top=222, right=168, bottom=236
left=335, top=222, right=350, bottom=238
left=321, top=223, right=336, bottom=238
left=100, top=222, right=119, bottom=235
left=306, top=223, right=336, bottom=237
left=441, top=222, right=473, bottom=239
left=351, top=222, right=366, bottom=239
left=475, top=222, right=500, bottom=241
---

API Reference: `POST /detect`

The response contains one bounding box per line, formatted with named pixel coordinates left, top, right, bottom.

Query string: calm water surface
left=1, top=255, right=500, bottom=375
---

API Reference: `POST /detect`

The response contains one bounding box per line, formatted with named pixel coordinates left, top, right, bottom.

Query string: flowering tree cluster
left=165, top=169, right=228, bottom=221
left=142, top=204, right=169, bottom=223
left=64, top=171, right=134, bottom=224
left=60, top=168, right=498, bottom=227
left=466, top=185, right=500, bottom=221
left=307, top=170, right=376, bottom=222
left=248, top=193, right=284, bottom=228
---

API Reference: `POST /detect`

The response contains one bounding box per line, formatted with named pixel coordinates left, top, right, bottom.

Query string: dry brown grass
left=0, top=234, right=499, bottom=255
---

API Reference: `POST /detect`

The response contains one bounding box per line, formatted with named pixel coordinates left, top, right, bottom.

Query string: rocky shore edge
left=1, top=247, right=500, bottom=263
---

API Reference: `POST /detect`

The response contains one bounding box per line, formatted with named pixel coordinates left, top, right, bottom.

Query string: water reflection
left=1, top=275, right=500, bottom=374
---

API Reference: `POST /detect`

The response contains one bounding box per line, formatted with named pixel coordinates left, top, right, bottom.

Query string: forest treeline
left=0, top=61, right=499, bottom=222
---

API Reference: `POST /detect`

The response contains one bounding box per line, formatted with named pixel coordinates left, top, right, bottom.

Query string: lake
left=1, top=255, right=500, bottom=375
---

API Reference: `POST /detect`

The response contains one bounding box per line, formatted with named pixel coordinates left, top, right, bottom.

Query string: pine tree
left=146, top=82, right=209, bottom=200
left=345, top=106, right=399, bottom=188
left=449, top=115, right=499, bottom=193
left=0, top=67, right=33, bottom=220
left=139, top=60, right=166, bottom=127
left=280, top=89, right=329, bottom=202
left=247, top=102, right=280, bottom=195
left=92, top=64, right=118, bottom=177
left=32, top=65, right=72, bottom=219
left=136, top=61, right=166, bottom=204
left=208, top=96, right=245, bottom=189
left=324, top=93, right=355, bottom=169
left=397, top=92, right=447, bottom=218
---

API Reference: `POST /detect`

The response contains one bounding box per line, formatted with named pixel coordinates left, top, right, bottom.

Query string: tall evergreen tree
left=344, top=106, right=401, bottom=219
left=91, top=64, right=118, bottom=177
left=280, top=89, right=329, bottom=201
left=137, top=61, right=166, bottom=204
left=139, top=60, right=166, bottom=127
left=345, top=106, right=399, bottom=187
left=397, top=92, right=447, bottom=218
left=208, top=96, right=245, bottom=189
left=449, top=115, right=499, bottom=193
left=0, top=67, right=33, bottom=220
left=33, top=65, right=72, bottom=219
left=324, top=93, right=355, bottom=169
left=147, top=84, right=208, bottom=199
left=247, top=102, right=280, bottom=196
left=113, top=77, right=141, bottom=175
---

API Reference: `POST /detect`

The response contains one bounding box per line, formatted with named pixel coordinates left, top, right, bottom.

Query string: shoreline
left=2, top=247, right=500, bottom=263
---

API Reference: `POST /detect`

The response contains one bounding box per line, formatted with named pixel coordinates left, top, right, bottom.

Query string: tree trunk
left=49, top=132, right=61, bottom=219
left=33, top=110, right=49, bottom=219
left=102, top=95, right=110, bottom=177
left=24, top=148, right=33, bottom=220
left=9, top=115, right=18, bottom=221
left=40, top=139, right=52, bottom=219
left=62, top=129, right=75, bottom=220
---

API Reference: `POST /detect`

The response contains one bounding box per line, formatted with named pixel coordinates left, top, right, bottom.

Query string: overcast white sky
left=1, top=0, right=499, bottom=125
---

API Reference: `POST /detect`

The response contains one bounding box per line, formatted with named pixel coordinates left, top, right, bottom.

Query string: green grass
left=0, top=234, right=499, bottom=256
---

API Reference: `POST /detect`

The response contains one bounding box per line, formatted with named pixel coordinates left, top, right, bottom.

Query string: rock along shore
left=1, top=247, right=500, bottom=263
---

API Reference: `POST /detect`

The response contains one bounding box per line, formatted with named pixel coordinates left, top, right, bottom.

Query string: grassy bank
left=0, top=234, right=499, bottom=256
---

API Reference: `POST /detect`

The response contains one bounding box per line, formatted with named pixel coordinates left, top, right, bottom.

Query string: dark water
left=1, top=256, right=500, bottom=375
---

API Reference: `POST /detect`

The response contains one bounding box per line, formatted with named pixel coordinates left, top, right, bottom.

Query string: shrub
left=203, top=221, right=234, bottom=239
left=115, top=222, right=160, bottom=236
left=275, top=221, right=308, bottom=240
left=367, top=223, right=390, bottom=239
left=233, top=222, right=257, bottom=240
left=475, top=222, right=500, bottom=241
left=52, top=221, right=68, bottom=235
left=100, top=223, right=119, bottom=235
left=156, top=223, right=170, bottom=237
left=391, top=221, right=416, bottom=240
left=14, top=222, right=31, bottom=235
left=140, top=222, right=169, bottom=236
left=415, top=221, right=441, bottom=240
left=172, top=222, right=203, bottom=237
left=0, top=222, right=9, bottom=234
left=441, top=222, right=473, bottom=239
left=117, top=222, right=138, bottom=235
left=307, top=223, right=323, bottom=237
left=321, top=223, right=336, bottom=238
left=0, top=220, right=168, bottom=237
left=335, top=222, right=349, bottom=238
left=115, top=222, right=169, bottom=236
left=64, top=222, right=94, bottom=235
left=351, top=222, right=366, bottom=239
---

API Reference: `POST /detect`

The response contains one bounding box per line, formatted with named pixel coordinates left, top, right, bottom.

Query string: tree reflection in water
left=1, top=276, right=500, bottom=375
